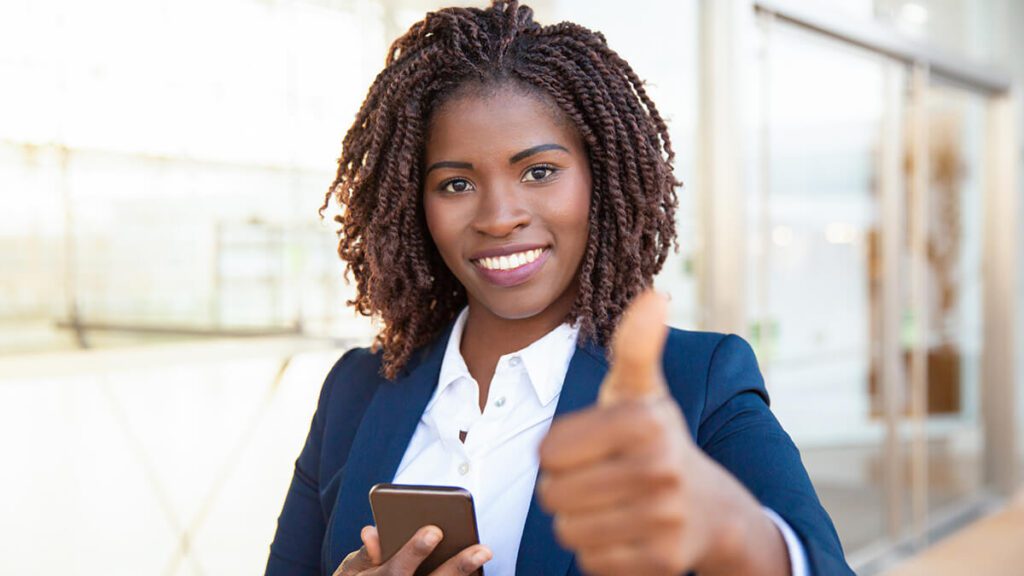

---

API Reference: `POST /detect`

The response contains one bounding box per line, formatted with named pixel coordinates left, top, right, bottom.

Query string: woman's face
left=422, top=86, right=592, bottom=323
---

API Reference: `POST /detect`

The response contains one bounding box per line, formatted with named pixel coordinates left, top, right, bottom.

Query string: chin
left=471, top=284, right=561, bottom=321
left=480, top=294, right=550, bottom=320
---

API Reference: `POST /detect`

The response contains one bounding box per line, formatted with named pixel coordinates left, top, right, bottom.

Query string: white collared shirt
left=392, top=306, right=808, bottom=576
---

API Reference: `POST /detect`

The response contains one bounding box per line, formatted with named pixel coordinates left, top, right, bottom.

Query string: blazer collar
left=325, top=319, right=610, bottom=576
left=515, top=336, right=608, bottom=576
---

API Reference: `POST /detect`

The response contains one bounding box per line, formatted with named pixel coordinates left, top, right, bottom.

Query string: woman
left=266, top=2, right=853, bottom=575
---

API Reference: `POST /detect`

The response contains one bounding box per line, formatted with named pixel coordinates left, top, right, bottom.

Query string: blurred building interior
left=2, top=0, right=1023, bottom=574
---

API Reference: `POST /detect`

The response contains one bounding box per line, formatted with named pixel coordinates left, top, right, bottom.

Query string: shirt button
left=458, top=462, right=470, bottom=475
left=494, top=396, right=507, bottom=408
left=509, top=356, right=521, bottom=367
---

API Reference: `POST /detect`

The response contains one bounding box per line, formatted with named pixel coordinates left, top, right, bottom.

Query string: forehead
left=424, top=87, right=581, bottom=160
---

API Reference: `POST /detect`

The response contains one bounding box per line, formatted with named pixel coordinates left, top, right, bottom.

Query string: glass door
left=747, top=13, right=1002, bottom=562
left=747, top=18, right=898, bottom=553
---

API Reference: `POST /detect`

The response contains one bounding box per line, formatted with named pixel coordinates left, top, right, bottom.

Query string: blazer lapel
left=325, top=321, right=455, bottom=569
left=515, top=339, right=609, bottom=576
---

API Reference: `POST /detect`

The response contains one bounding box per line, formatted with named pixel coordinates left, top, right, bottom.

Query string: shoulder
left=331, top=344, right=384, bottom=378
left=316, top=345, right=385, bottom=418
left=661, top=327, right=758, bottom=385
left=659, top=328, right=769, bottom=431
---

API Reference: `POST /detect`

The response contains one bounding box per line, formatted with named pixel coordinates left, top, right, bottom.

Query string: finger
left=576, top=537, right=687, bottom=576
left=537, top=450, right=679, bottom=514
left=599, top=289, right=670, bottom=406
left=551, top=491, right=684, bottom=551
left=575, top=541, right=644, bottom=576
left=361, top=525, right=382, bottom=565
left=430, top=544, right=492, bottom=575
left=539, top=399, right=667, bottom=472
left=382, top=525, right=443, bottom=575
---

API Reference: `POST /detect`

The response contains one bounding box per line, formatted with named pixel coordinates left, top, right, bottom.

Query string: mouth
left=470, top=247, right=551, bottom=288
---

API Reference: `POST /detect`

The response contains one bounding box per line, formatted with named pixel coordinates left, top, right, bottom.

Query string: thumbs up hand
left=537, top=290, right=791, bottom=576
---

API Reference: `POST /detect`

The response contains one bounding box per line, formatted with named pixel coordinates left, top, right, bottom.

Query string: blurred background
left=1, top=0, right=1022, bottom=574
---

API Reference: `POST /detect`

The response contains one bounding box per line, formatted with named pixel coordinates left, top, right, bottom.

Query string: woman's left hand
left=536, top=291, right=790, bottom=576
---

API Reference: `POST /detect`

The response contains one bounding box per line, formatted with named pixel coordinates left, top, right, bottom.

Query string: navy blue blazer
left=265, top=321, right=854, bottom=576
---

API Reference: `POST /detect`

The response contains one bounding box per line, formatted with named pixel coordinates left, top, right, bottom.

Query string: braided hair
left=321, top=0, right=680, bottom=379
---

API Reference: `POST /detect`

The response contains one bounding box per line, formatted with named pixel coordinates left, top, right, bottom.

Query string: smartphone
left=368, top=483, right=484, bottom=576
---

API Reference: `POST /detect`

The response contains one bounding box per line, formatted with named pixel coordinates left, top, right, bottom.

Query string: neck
left=460, top=276, right=579, bottom=358
left=462, top=305, right=567, bottom=358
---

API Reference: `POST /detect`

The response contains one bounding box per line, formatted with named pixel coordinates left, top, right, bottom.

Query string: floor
left=0, top=337, right=351, bottom=576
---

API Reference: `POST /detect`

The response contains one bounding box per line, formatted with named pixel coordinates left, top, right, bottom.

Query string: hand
left=537, top=290, right=790, bottom=576
left=333, top=524, right=493, bottom=576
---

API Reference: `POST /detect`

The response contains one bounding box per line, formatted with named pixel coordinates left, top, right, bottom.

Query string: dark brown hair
left=321, top=0, right=679, bottom=379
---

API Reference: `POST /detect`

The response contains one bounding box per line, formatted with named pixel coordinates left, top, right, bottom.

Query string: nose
left=471, top=182, right=531, bottom=238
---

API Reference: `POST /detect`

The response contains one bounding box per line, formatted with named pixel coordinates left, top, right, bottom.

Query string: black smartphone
left=368, top=483, right=484, bottom=576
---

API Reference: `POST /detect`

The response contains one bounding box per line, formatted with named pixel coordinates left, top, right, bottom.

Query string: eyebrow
left=424, top=143, right=570, bottom=175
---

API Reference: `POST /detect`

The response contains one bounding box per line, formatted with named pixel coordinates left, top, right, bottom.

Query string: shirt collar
left=431, top=306, right=580, bottom=410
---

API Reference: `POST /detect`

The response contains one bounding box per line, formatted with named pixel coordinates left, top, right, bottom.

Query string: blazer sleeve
left=696, top=334, right=854, bottom=576
left=265, top=348, right=356, bottom=576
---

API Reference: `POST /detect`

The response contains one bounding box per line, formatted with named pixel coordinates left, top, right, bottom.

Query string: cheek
left=423, top=197, right=463, bottom=263
left=423, top=198, right=446, bottom=246
left=553, top=177, right=592, bottom=251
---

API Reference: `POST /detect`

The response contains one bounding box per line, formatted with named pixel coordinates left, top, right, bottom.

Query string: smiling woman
left=319, top=8, right=679, bottom=383
left=269, top=2, right=853, bottom=576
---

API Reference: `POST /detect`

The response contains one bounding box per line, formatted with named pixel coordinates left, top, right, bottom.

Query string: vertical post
left=753, top=10, right=773, bottom=361
left=982, top=90, right=1019, bottom=495
left=697, top=0, right=755, bottom=335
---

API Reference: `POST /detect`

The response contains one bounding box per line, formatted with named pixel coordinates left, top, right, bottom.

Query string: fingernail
left=423, top=529, right=440, bottom=547
left=472, top=549, right=492, bottom=564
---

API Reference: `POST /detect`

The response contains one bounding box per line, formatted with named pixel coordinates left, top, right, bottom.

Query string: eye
left=522, top=164, right=558, bottom=182
left=439, top=178, right=475, bottom=194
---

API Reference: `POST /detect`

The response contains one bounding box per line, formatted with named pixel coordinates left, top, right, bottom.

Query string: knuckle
left=454, top=553, right=479, bottom=574
left=552, top=514, right=579, bottom=548
left=576, top=552, right=601, bottom=575
left=651, top=536, right=688, bottom=574
left=638, top=456, right=678, bottom=487
left=646, top=494, right=684, bottom=529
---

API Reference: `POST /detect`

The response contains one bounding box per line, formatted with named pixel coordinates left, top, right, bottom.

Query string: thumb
left=361, top=525, right=383, bottom=565
left=598, top=289, right=670, bottom=406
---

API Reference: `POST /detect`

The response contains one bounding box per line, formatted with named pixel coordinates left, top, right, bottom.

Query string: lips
left=470, top=247, right=551, bottom=288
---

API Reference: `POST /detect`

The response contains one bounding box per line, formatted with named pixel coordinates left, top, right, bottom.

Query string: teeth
left=477, top=248, right=545, bottom=271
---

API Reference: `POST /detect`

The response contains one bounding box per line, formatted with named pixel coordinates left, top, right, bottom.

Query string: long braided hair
left=321, top=0, right=680, bottom=379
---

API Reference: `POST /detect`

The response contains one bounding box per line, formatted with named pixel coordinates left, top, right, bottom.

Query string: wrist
left=696, top=498, right=790, bottom=576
